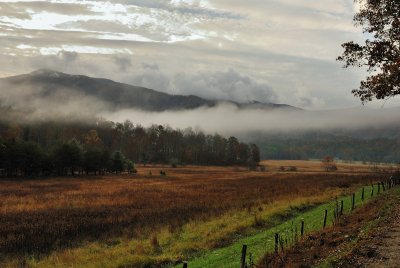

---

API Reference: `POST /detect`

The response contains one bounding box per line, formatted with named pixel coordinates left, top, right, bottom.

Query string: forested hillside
left=252, top=133, right=400, bottom=163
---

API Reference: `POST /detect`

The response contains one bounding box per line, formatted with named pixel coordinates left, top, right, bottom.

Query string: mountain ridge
left=0, top=69, right=300, bottom=112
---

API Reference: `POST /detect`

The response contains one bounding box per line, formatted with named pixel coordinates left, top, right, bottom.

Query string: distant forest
left=255, top=135, right=400, bottom=163
left=0, top=118, right=261, bottom=177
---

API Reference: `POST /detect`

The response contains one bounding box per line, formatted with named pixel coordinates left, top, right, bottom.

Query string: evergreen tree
left=110, top=151, right=125, bottom=173
left=54, top=139, right=82, bottom=176
left=83, top=148, right=104, bottom=175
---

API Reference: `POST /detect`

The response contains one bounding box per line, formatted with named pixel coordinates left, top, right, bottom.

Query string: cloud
left=0, top=76, right=398, bottom=137
left=172, top=69, right=277, bottom=102
left=0, top=2, right=32, bottom=20
left=102, top=104, right=400, bottom=137
left=129, top=71, right=171, bottom=92
left=0, top=0, right=379, bottom=110
left=0, top=81, right=111, bottom=121
left=119, top=65, right=277, bottom=103
left=141, top=62, right=159, bottom=70
left=114, top=55, right=132, bottom=72
left=58, top=50, right=78, bottom=63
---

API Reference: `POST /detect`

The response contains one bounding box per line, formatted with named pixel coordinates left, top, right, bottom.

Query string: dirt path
left=366, top=219, right=400, bottom=267
left=345, top=194, right=400, bottom=268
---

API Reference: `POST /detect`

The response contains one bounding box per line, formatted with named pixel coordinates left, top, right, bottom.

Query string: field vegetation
left=0, top=160, right=394, bottom=267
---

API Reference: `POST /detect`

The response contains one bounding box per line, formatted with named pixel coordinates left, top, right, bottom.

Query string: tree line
left=0, top=119, right=260, bottom=177
left=256, top=136, right=400, bottom=163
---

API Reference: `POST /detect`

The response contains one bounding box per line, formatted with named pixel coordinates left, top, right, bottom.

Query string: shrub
left=169, top=158, right=179, bottom=168
left=126, top=160, right=137, bottom=174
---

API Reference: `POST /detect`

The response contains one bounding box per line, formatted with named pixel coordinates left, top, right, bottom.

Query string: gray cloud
left=128, top=70, right=171, bottom=92
left=140, top=62, right=159, bottom=70
left=0, top=0, right=391, bottom=110
left=0, top=75, right=398, bottom=136
left=0, top=3, right=32, bottom=20
left=114, top=55, right=132, bottom=72
left=172, top=69, right=277, bottom=103
left=103, top=104, right=400, bottom=136
left=58, top=51, right=78, bottom=63
left=0, top=80, right=111, bottom=121
left=121, top=65, right=277, bottom=103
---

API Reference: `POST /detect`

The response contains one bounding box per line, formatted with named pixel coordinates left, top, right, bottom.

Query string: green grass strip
left=175, top=184, right=381, bottom=268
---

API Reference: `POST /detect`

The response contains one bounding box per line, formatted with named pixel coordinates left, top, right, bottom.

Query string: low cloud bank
left=101, top=104, right=400, bottom=136
left=0, top=80, right=398, bottom=136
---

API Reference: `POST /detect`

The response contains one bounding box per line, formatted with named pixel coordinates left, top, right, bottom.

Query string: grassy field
left=0, top=160, right=393, bottom=267
left=182, top=185, right=380, bottom=268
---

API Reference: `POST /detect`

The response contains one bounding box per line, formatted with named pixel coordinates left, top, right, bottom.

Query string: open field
left=0, top=160, right=394, bottom=267
left=261, top=160, right=398, bottom=173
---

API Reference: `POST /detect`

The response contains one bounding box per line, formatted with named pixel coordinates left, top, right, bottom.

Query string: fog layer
left=101, top=104, right=400, bottom=135
left=0, top=80, right=398, bottom=136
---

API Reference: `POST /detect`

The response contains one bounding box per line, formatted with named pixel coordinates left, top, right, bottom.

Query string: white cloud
left=39, top=46, right=133, bottom=55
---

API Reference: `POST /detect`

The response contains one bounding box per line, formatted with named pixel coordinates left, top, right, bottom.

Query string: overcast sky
left=0, top=0, right=397, bottom=110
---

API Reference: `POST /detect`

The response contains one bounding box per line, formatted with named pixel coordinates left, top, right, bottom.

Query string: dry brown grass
left=261, top=159, right=395, bottom=173
left=0, top=161, right=387, bottom=257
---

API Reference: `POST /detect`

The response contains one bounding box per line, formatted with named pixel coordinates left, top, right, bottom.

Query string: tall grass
left=0, top=165, right=385, bottom=266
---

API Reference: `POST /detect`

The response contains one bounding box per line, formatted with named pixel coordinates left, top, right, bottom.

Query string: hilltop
left=0, top=69, right=298, bottom=112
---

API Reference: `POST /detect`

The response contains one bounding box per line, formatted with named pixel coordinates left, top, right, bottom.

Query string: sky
left=0, top=0, right=396, bottom=110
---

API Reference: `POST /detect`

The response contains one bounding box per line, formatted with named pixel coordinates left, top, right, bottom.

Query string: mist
left=101, top=104, right=400, bottom=136
left=1, top=78, right=399, bottom=136
left=0, top=82, right=112, bottom=121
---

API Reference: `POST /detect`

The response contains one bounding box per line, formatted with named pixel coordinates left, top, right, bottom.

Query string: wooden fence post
left=323, top=209, right=328, bottom=228
left=351, top=193, right=355, bottom=211
left=301, top=221, right=304, bottom=238
left=240, top=245, right=247, bottom=268
left=280, top=237, right=285, bottom=253
left=340, top=200, right=344, bottom=215
left=361, top=187, right=365, bottom=202
left=333, top=208, right=337, bottom=225
left=183, top=261, right=188, bottom=268
left=274, top=233, right=279, bottom=254
left=371, top=184, right=374, bottom=197
left=334, top=199, right=339, bottom=222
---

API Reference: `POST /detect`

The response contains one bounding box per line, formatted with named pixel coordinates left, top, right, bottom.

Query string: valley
left=0, top=160, right=393, bottom=267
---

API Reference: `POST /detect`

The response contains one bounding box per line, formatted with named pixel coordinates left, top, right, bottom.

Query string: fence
left=179, top=176, right=400, bottom=268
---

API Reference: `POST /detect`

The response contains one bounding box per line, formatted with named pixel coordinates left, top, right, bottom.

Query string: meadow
left=0, top=160, right=393, bottom=267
